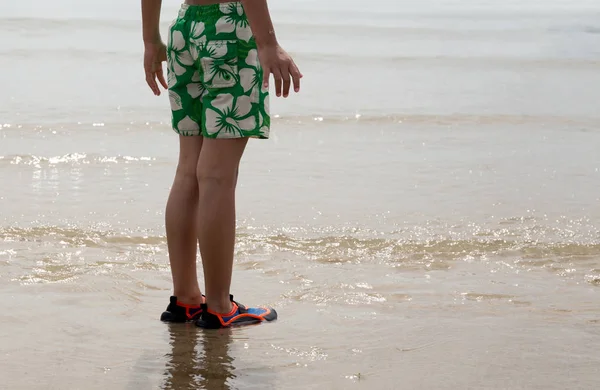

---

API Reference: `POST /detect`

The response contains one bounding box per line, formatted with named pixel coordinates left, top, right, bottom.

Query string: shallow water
left=1, top=0, right=600, bottom=389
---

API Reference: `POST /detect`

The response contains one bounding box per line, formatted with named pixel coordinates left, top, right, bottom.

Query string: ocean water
left=1, top=0, right=600, bottom=389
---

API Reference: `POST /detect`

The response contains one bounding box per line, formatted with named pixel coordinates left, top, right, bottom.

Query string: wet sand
left=2, top=0, right=600, bottom=388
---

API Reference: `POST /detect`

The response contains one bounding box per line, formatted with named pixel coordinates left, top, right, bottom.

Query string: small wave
left=0, top=153, right=158, bottom=167
left=5, top=15, right=598, bottom=36
left=270, top=113, right=600, bottom=127
left=2, top=223, right=600, bottom=287
left=549, top=25, right=600, bottom=35
left=0, top=17, right=136, bottom=31
left=2, top=114, right=598, bottom=132
left=0, top=48, right=135, bottom=61
left=582, top=26, right=600, bottom=34
left=4, top=46, right=600, bottom=71
left=295, top=52, right=600, bottom=69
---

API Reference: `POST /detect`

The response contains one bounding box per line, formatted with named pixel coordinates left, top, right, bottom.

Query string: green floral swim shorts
left=167, top=2, right=270, bottom=139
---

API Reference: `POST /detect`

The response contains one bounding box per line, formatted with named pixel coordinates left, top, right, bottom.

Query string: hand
left=144, top=40, right=168, bottom=96
left=258, top=44, right=303, bottom=98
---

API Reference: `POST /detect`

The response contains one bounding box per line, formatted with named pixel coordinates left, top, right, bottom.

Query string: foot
left=195, top=295, right=277, bottom=329
left=160, top=296, right=205, bottom=323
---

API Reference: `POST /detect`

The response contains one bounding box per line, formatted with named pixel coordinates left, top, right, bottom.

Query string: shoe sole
left=195, top=308, right=278, bottom=329
left=160, top=311, right=202, bottom=323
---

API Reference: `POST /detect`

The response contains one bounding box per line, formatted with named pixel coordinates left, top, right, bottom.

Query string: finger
left=151, top=61, right=166, bottom=95
left=291, top=64, right=302, bottom=93
left=145, top=70, right=159, bottom=96
left=144, top=55, right=159, bottom=95
left=156, top=67, right=168, bottom=90
left=289, top=58, right=303, bottom=77
left=272, top=68, right=283, bottom=97
left=262, top=67, right=270, bottom=90
left=282, top=67, right=291, bottom=98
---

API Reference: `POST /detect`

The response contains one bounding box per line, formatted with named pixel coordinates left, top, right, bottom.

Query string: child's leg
left=165, top=136, right=204, bottom=305
left=196, top=137, right=249, bottom=314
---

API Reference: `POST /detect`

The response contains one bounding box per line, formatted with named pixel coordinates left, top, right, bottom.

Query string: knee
left=196, top=164, right=237, bottom=189
left=174, top=164, right=198, bottom=191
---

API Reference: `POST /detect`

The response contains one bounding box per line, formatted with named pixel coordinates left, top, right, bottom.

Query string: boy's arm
left=141, top=0, right=162, bottom=43
left=241, top=0, right=302, bottom=97
left=240, top=0, right=278, bottom=48
left=141, top=0, right=168, bottom=95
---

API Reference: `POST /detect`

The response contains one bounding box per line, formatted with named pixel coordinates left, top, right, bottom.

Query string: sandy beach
left=1, top=0, right=600, bottom=388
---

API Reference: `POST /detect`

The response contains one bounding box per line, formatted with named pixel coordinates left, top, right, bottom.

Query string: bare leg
left=196, top=137, right=248, bottom=313
left=165, top=135, right=204, bottom=305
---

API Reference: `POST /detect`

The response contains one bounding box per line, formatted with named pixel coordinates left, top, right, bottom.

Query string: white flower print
left=263, top=92, right=270, bottom=114
left=169, top=90, right=183, bottom=111
left=207, top=41, right=229, bottom=58
left=240, top=50, right=260, bottom=92
left=177, top=116, right=199, bottom=132
left=170, top=30, right=194, bottom=76
left=239, top=68, right=257, bottom=93
left=187, top=83, right=204, bottom=99
left=259, top=125, right=269, bottom=137
left=168, top=69, right=177, bottom=88
left=245, top=49, right=258, bottom=67
left=201, top=41, right=236, bottom=87
left=189, top=21, right=206, bottom=44
left=256, top=113, right=269, bottom=138
left=205, top=94, right=256, bottom=136
left=188, top=21, right=207, bottom=60
left=258, top=112, right=265, bottom=128
left=240, top=49, right=260, bottom=101
left=216, top=3, right=252, bottom=42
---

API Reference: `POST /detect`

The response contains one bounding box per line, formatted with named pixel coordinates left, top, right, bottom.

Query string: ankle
left=174, top=293, right=203, bottom=306
left=205, top=297, right=234, bottom=314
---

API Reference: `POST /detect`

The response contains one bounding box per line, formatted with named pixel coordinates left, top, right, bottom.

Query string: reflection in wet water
left=162, top=325, right=235, bottom=390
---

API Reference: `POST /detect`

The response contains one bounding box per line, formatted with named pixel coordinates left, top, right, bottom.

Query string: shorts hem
left=172, top=128, right=270, bottom=140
